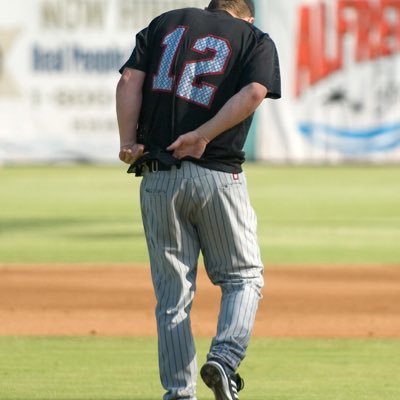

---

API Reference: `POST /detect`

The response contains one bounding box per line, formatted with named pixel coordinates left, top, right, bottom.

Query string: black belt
left=127, top=151, right=181, bottom=176
left=143, top=160, right=173, bottom=172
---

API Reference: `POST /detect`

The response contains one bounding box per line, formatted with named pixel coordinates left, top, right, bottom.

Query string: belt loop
left=151, top=160, right=158, bottom=172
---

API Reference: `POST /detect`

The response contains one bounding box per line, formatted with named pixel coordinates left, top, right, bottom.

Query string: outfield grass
left=0, top=164, right=399, bottom=264
left=0, top=337, right=399, bottom=400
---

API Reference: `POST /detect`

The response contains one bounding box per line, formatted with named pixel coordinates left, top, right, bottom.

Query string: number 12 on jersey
left=152, top=26, right=232, bottom=108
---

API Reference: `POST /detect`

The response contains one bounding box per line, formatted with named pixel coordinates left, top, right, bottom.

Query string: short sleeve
left=119, top=27, right=150, bottom=74
left=239, top=34, right=281, bottom=99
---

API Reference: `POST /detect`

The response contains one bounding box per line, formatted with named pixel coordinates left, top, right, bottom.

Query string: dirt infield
left=0, top=264, right=399, bottom=338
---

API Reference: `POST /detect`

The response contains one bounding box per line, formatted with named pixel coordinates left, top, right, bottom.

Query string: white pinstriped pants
left=140, top=161, right=264, bottom=400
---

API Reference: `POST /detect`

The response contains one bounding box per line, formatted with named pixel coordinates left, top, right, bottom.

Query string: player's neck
left=223, top=9, right=254, bottom=24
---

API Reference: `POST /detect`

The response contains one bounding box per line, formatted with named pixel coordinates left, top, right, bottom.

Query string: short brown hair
left=207, top=0, right=255, bottom=18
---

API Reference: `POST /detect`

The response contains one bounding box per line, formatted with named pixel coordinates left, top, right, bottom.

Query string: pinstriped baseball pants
left=140, top=161, right=264, bottom=400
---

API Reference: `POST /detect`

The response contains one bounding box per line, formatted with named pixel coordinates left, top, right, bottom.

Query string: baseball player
left=117, top=1, right=281, bottom=399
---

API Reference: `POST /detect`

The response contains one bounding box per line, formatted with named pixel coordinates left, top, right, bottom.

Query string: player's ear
left=243, top=16, right=255, bottom=24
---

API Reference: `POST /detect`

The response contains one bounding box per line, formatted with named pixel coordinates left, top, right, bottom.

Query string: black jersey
left=120, top=7, right=281, bottom=173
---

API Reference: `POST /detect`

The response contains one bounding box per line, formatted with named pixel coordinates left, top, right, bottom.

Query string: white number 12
left=152, top=26, right=232, bottom=108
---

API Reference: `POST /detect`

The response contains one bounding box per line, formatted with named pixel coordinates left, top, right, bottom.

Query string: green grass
left=0, top=337, right=399, bottom=400
left=247, top=165, right=400, bottom=264
left=0, top=164, right=399, bottom=264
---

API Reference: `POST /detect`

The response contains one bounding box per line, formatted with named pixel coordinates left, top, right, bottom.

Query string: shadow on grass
left=67, top=231, right=142, bottom=240
left=0, top=217, right=89, bottom=233
left=0, top=217, right=143, bottom=239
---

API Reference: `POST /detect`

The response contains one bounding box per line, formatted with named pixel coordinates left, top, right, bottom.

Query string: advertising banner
left=0, top=0, right=204, bottom=164
left=255, top=0, right=400, bottom=163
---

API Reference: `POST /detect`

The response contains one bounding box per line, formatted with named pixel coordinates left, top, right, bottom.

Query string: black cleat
left=200, top=360, right=244, bottom=400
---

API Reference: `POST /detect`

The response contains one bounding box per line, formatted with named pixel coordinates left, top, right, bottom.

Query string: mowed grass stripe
left=0, top=165, right=399, bottom=264
left=0, top=337, right=399, bottom=400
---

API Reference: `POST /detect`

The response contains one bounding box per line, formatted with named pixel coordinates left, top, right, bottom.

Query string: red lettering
left=295, top=0, right=400, bottom=97
left=338, top=0, right=381, bottom=61
left=295, top=3, right=341, bottom=97
left=295, top=6, right=310, bottom=97
left=380, top=0, right=400, bottom=55
left=315, top=4, right=341, bottom=83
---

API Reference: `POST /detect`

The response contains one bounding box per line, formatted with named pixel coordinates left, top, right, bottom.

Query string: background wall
left=1, top=0, right=399, bottom=164
left=255, top=0, right=400, bottom=163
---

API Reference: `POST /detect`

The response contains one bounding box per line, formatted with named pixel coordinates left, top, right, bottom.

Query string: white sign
left=255, top=0, right=400, bottom=163
left=0, top=0, right=205, bottom=164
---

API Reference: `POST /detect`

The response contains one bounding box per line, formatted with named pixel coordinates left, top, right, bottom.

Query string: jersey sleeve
left=239, top=34, right=281, bottom=99
left=119, top=27, right=150, bottom=74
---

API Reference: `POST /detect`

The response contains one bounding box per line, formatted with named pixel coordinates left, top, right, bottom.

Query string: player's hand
left=119, top=144, right=145, bottom=165
left=166, top=131, right=209, bottom=160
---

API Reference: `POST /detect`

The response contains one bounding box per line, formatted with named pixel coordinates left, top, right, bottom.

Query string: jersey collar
left=207, top=9, right=235, bottom=18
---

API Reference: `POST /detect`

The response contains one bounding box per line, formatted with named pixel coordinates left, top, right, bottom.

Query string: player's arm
left=116, top=67, right=146, bottom=164
left=196, top=82, right=268, bottom=142
left=167, top=82, right=268, bottom=159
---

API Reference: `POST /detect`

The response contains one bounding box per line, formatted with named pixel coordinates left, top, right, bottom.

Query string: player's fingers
left=166, top=138, right=181, bottom=151
left=136, top=144, right=145, bottom=153
left=134, top=144, right=144, bottom=159
left=119, top=149, right=133, bottom=164
left=173, top=149, right=191, bottom=160
left=120, top=155, right=132, bottom=164
left=119, top=150, right=126, bottom=162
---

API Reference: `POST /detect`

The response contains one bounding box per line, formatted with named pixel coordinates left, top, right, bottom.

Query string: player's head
left=207, top=0, right=255, bottom=23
